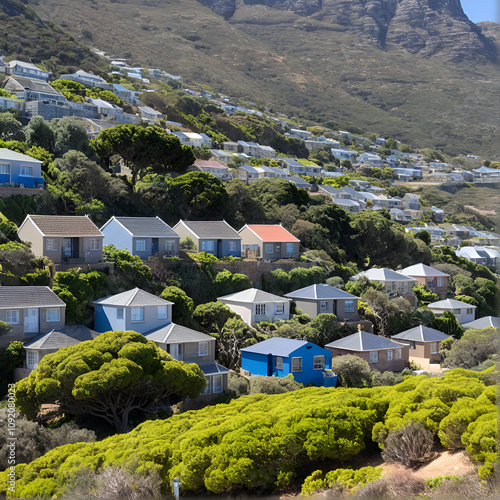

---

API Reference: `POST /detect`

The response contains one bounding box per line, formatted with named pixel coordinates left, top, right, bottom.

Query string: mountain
left=12, top=0, right=500, bottom=157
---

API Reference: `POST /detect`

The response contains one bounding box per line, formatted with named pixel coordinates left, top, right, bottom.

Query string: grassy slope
left=25, top=0, right=500, bottom=158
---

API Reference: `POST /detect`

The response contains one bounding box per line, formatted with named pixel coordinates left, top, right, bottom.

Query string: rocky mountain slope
left=12, top=0, right=500, bottom=157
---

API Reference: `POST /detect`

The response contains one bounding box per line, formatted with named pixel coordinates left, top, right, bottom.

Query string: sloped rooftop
left=93, top=288, right=173, bottom=307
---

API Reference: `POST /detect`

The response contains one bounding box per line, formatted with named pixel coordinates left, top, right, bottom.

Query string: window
left=158, top=306, right=167, bottom=320
left=228, top=241, right=237, bottom=251
left=6, top=310, right=19, bottom=324
left=165, top=240, right=175, bottom=253
left=437, top=277, right=443, bottom=287
left=117, top=308, right=124, bottom=319
left=0, top=163, right=10, bottom=174
left=387, top=350, right=393, bottom=361
left=320, top=301, right=328, bottom=314
left=201, top=377, right=211, bottom=395
left=291, top=357, right=302, bottom=372
left=265, top=243, right=273, bottom=254
left=369, top=351, right=379, bottom=364
left=275, top=356, right=283, bottom=370
left=46, top=308, right=60, bottom=322
left=313, top=356, right=325, bottom=370
left=45, top=239, right=58, bottom=251
left=255, top=304, right=266, bottom=315
left=20, top=166, right=33, bottom=176
left=275, top=303, right=284, bottom=315
left=466, top=308, right=473, bottom=315
left=344, top=300, right=354, bottom=313
left=201, top=240, right=214, bottom=252
left=212, top=375, right=223, bottom=393
left=27, top=351, right=38, bottom=369
left=131, top=307, right=144, bottom=322
left=135, top=239, right=146, bottom=252
left=89, top=238, right=100, bottom=251
left=395, top=349, right=402, bottom=359
left=430, top=342, right=438, bottom=354
left=286, top=243, right=295, bottom=255
left=426, top=278, right=435, bottom=288
left=199, top=341, right=209, bottom=357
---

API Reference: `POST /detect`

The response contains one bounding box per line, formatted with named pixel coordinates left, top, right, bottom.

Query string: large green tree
left=15, top=331, right=206, bottom=433
left=90, top=124, right=194, bottom=184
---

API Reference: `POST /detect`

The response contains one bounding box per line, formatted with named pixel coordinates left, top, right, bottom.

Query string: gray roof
left=462, top=316, right=500, bottom=329
left=218, top=288, right=290, bottom=304
left=0, top=286, right=65, bottom=309
left=285, top=284, right=359, bottom=301
left=20, top=215, right=103, bottom=237
left=392, top=325, right=449, bottom=342
left=326, top=331, right=405, bottom=351
left=24, top=325, right=99, bottom=350
left=93, top=288, right=173, bottom=307
left=400, top=263, right=449, bottom=278
left=287, top=176, right=311, bottom=188
left=0, top=148, right=42, bottom=164
left=174, top=220, right=241, bottom=239
left=353, top=268, right=416, bottom=282
left=199, top=361, right=230, bottom=375
left=241, top=337, right=308, bottom=356
left=428, top=298, right=476, bottom=310
left=102, top=216, right=179, bottom=238
left=145, top=323, right=213, bottom=344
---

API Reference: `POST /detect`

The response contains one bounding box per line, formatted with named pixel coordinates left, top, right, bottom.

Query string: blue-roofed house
left=241, top=337, right=335, bottom=387
left=326, top=330, right=409, bottom=372
left=239, top=164, right=259, bottom=183
left=0, top=148, right=44, bottom=190
left=285, top=284, right=359, bottom=322
left=391, top=326, right=449, bottom=364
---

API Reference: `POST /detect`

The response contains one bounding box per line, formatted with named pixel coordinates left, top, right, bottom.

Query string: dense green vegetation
left=3, top=368, right=496, bottom=497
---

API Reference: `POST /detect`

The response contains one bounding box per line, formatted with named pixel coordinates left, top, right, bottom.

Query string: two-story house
left=194, top=160, right=230, bottom=181
left=352, top=268, right=416, bottom=296
left=18, top=215, right=104, bottom=264
left=400, top=263, right=450, bottom=299
left=173, top=220, right=241, bottom=258
left=100, top=216, right=180, bottom=258
left=238, top=224, right=300, bottom=260
left=427, top=298, right=476, bottom=324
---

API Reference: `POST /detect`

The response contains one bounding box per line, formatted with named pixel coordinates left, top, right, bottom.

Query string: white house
left=427, top=299, right=476, bottom=325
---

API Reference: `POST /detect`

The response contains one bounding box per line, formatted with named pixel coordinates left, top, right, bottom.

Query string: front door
left=217, top=239, right=223, bottom=258
left=171, top=344, right=183, bottom=361
left=152, top=238, right=159, bottom=255
left=24, top=308, right=39, bottom=333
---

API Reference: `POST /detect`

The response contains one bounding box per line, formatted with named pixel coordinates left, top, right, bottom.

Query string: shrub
left=330, top=354, right=371, bottom=388
left=381, top=421, right=435, bottom=467
left=425, top=474, right=496, bottom=499
left=248, top=375, right=303, bottom=395
left=353, top=470, right=426, bottom=498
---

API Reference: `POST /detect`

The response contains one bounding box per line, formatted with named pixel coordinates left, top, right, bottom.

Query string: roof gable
left=0, top=286, right=65, bottom=309
left=400, top=263, right=450, bottom=278
left=218, top=288, right=290, bottom=304
left=20, top=215, right=103, bottom=237
left=241, top=224, right=300, bottom=243
left=93, top=288, right=173, bottom=307
left=174, top=220, right=241, bottom=239
left=392, top=325, right=449, bottom=342
left=285, top=284, right=359, bottom=300
left=102, top=216, right=179, bottom=238
left=326, top=331, right=404, bottom=351
left=241, top=337, right=310, bottom=356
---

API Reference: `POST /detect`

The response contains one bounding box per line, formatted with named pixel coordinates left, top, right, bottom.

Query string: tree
left=0, top=112, right=25, bottom=141
left=414, top=230, right=431, bottom=246
left=160, top=286, right=194, bottom=325
left=179, top=236, right=195, bottom=251
left=214, top=270, right=251, bottom=297
left=15, top=331, right=206, bottom=433
left=304, top=314, right=342, bottom=346
left=384, top=138, right=397, bottom=150
left=51, top=116, right=90, bottom=155
left=24, top=115, right=54, bottom=151
left=193, top=301, right=237, bottom=334
left=330, top=355, right=371, bottom=388
left=431, top=311, right=464, bottom=339
left=91, top=124, right=194, bottom=184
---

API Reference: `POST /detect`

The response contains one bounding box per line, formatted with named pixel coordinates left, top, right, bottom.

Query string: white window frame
left=319, top=301, right=328, bottom=314
left=344, top=300, right=354, bottom=313
left=27, top=350, right=38, bottom=369
left=19, top=166, right=33, bottom=176
left=430, top=342, right=438, bottom=354
left=199, top=341, right=209, bottom=357
left=6, top=310, right=20, bottom=324
left=437, top=277, right=443, bottom=287
left=131, top=307, right=144, bottom=322
left=201, top=240, right=215, bottom=252
left=212, top=374, right=223, bottom=393
left=228, top=241, right=237, bottom=252
left=313, top=355, right=325, bottom=370
left=255, top=304, right=266, bottom=315
left=265, top=243, right=274, bottom=254
left=369, top=351, right=379, bottom=364
left=89, top=238, right=100, bottom=251
left=135, top=239, right=146, bottom=252
left=275, top=303, right=284, bottom=315
left=117, top=308, right=124, bottom=320
left=286, top=243, right=295, bottom=255
left=387, top=350, right=393, bottom=361
left=275, top=356, right=283, bottom=370
left=0, top=163, right=10, bottom=175
left=45, top=238, right=58, bottom=251
left=291, top=357, right=302, bottom=372
left=466, top=308, right=473, bottom=315
left=157, top=306, right=167, bottom=320
left=427, top=278, right=435, bottom=288
left=165, top=240, right=175, bottom=253
left=46, top=308, right=60, bottom=322
left=395, top=349, right=402, bottom=360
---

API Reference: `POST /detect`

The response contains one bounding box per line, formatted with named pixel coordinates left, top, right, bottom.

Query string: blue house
left=173, top=220, right=241, bottom=258
left=241, top=338, right=336, bottom=387
left=100, top=216, right=180, bottom=258
left=0, top=148, right=44, bottom=190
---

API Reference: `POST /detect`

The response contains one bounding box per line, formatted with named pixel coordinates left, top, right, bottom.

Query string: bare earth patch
left=464, top=205, right=498, bottom=216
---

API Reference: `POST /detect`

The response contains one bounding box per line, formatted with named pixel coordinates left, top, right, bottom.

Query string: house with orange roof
left=238, top=224, right=300, bottom=260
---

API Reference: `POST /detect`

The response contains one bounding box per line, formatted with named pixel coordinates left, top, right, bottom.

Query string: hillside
left=19, top=0, right=500, bottom=159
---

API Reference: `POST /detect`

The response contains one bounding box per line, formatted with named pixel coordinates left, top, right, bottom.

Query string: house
left=0, top=95, right=24, bottom=113
left=391, top=326, right=449, bottom=364
left=145, top=323, right=229, bottom=397
left=282, top=158, right=322, bottom=177
left=93, top=288, right=173, bottom=334
left=199, top=133, right=213, bottom=148
left=400, top=263, right=450, bottom=299
left=0, top=148, right=44, bottom=190
left=22, top=325, right=99, bottom=371
left=59, top=70, right=113, bottom=90
left=222, top=141, right=240, bottom=153
left=456, top=246, right=500, bottom=271
left=352, top=268, right=416, bottom=296
left=325, top=330, right=409, bottom=372
left=287, top=176, right=311, bottom=190
left=472, top=166, right=500, bottom=184
left=194, top=160, right=230, bottom=180
left=218, top=288, right=291, bottom=326
left=284, top=284, right=359, bottom=322
left=239, top=164, right=259, bottom=183
left=238, top=224, right=300, bottom=260
left=258, top=145, right=276, bottom=159
left=138, top=106, right=165, bottom=122
left=462, top=316, right=500, bottom=329
left=241, top=337, right=335, bottom=387
left=112, top=84, right=141, bottom=105
left=358, top=153, right=382, bottom=167
left=172, top=131, right=203, bottom=148
left=0, top=286, right=66, bottom=344
left=18, top=215, right=104, bottom=264
left=210, top=149, right=232, bottom=164
left=100, top=216, right=180, bottom=258
left=87, top=98, right=123, bottom=119
left=173, top=220, right=241, bottom=258
left=330, top=148, right=357, bottom=161
left=427, top=298, right=476, bottom=324
left=6, top=60, right=50, bottom=81
left=2, top=76, right=64, bottom=103
left=237, top=141, right=260, bottom=157
left=288, top=129, right=312, bottom=141
left=401, top=193, right=421, bottom=210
